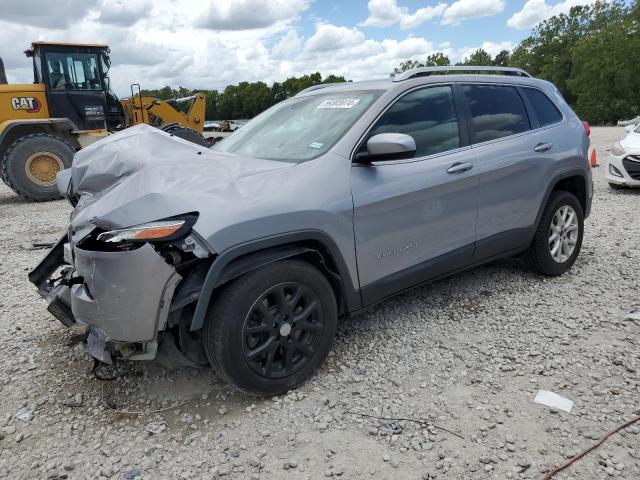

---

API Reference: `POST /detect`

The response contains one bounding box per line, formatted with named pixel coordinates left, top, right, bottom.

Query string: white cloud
left=2, top=0, right=98, bottom=29
left=305, top=24, right=365, bottom=52
left=507, top=0, right=590, bottom=29
left=271, top=30, right=303, bottom=59
left=0, top=0, right=518, bottom=102
left=360, top=0, right=448, bottom=29
left=196, top=0, right=309, bottom=31
left=442, top=0, right=505, bottom=26
left=95, top=0, right=154, bottom=27
left=297, top=25, right=437, bottom=80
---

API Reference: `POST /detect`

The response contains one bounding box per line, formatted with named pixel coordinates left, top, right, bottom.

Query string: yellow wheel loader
left=0, top=42, right=207, bottom=201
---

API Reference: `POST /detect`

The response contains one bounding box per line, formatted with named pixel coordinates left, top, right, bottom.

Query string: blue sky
left=1, top=0, right=596, bottom=95
left=303, top=1, right=524, bottom=51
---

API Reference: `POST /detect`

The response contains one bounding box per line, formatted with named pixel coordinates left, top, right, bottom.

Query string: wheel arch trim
left=190, top=230, right=361, bottom=331
left=534, top=168, right=590, bottom=229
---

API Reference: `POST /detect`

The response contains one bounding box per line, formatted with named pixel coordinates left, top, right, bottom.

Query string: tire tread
left=527, top=190, right=583, bottom=276
left=2, top=133, right=75, bottom=201
left=202, top=259, right=337, bottom=396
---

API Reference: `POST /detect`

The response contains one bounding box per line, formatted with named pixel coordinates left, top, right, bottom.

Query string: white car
left=608, top=124, right=640, bottom=188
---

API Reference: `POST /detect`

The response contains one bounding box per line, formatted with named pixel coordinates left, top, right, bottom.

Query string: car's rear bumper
left=29, top=236, right=181, bottom=362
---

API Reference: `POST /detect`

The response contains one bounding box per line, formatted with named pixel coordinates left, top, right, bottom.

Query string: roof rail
left=393, top=66, right=532, bottom=82
left=295, top=83, right=340, bottom=96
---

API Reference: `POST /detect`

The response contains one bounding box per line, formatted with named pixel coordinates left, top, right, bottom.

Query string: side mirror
left=355, top=133, right=416, bottom=163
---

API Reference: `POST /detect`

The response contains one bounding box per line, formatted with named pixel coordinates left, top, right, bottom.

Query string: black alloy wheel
left=242, top=282, right=324, bottom=379
left=203, top=259, right=337, bottom=396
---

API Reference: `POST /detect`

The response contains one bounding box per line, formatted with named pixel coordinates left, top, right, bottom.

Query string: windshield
left=214, top=90, right=382, bottom=162
left=45, top=52, right=102, bottom=91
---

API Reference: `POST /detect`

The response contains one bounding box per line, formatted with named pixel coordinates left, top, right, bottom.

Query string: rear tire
left=527, top=191, right=584, bottom=276
left=203, top=260, right=337, bottom=396
left=164, top=126, right=209, bottom=148
left=3, top=133, right=75, bottom=201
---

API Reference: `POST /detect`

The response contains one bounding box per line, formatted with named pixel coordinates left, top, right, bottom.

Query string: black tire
left=203, top=259, right=338, bottom=396
left=527, top=191, right=584, bottom=276
left=2, top=133, right=75, bottom=201
left=164, top=126, right=209, bottom=148
left=609, top=182, right=625, bottom=190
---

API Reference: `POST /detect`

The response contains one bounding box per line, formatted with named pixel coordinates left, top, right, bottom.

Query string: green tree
left=511, top=0, right=635, bottom=122
left=323, top=74, right=347, bottom=84
left=458, top=49, right=494, bottom=66
left=425, top=53, right=450, bottom=66
left=509, top=2, right=603, bottom=102
left=567, top=1, right=639, bottom=122
left=493, top=50, right=511, bottom=67
left=393, top=59, right=424, bottom=75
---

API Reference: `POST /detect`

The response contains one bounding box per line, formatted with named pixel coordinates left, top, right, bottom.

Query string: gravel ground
left=1, top=126, right=639, bottom=480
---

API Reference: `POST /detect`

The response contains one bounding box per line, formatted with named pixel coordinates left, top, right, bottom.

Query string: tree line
left=143, top=1, right=638, bottom=125
left=392, top=0, right=639, bottom=124
left=141, top=72, right=346, bottom=121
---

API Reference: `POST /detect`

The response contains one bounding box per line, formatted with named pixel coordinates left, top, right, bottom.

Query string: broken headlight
left=92, top=214, right=211, bottom=259
left=98, top=220, right=186, bottom=243
left=97, top=215, right=197, bottom=244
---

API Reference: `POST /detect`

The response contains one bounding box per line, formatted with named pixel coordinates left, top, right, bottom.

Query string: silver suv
left=30, top=66, right=592, bottom=396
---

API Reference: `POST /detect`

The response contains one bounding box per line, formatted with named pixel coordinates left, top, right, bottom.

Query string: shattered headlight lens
left=97, top=220, right=186, bottom=243
left=611, top=142, right=626, bottom=156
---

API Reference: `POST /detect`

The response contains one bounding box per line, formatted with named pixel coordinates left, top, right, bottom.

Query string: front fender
left=189, top=230, right=362, bottom=331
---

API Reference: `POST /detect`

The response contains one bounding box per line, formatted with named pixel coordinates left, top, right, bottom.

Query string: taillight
left=582, top=121, right=591, bottom=137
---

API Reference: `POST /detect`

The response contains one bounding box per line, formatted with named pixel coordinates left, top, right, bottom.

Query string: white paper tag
left=534, top=390, right=574, bottom=413
left=317, top=98, right=361, bottom=109
left=308, top=142, right=324, bottom=149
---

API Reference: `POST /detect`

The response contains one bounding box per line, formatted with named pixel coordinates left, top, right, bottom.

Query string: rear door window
left=462, top=85, right=530, bottom=143
left=366, top=85, right=460, bottom=158
left=521, top=88, right=563, bottom=126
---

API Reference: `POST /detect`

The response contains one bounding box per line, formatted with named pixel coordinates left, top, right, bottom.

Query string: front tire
left=527, top=191, right=584, bottom=276
left=3, top=133, right=75, bottom=201
left=203, top=260, right=338, bottom=396
left=608, top=182, right=625, bottom=190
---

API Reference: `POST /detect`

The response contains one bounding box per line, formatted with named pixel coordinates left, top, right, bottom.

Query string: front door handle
left=446, top=162, right=474, bottom=174
left=534, top=142, right=553, bottom=152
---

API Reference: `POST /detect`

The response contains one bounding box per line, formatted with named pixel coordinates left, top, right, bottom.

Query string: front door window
left=366, top=85, right=461, bottom=158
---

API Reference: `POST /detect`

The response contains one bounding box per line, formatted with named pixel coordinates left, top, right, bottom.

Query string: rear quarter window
left=521, top=88, right=563, bottom=127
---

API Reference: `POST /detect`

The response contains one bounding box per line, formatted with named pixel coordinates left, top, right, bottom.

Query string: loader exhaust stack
left=0, top=57, right=7, bottom=84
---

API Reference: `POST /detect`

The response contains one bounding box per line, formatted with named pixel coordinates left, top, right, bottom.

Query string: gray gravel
left=1, top=127, right=639, bottom=479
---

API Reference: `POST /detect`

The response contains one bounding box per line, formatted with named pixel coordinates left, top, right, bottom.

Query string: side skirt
left=357, top=232, right=533, bottom=313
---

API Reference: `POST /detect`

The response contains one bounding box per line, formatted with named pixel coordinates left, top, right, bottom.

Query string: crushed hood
left=67, top=124, right=295, bottom=244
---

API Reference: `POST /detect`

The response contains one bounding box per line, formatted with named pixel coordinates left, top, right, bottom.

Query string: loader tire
left=165, top=126, right=209, bottom=148
left=3, top=133, right=75, bottom=202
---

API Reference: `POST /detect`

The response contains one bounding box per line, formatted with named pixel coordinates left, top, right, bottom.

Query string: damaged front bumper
left=29, top=235, right=182, bottom=363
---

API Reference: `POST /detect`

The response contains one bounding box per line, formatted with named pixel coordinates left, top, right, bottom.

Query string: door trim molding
left=360, top=244, right=474, bottom=306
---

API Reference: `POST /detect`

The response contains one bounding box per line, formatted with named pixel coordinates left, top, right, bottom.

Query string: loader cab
left=28, top=42, right=124, bottom=131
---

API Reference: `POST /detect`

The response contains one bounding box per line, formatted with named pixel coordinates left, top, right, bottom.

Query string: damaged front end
left=29, top=213, right=213, bottom=365
left=29, top=124, right=290, bottom=367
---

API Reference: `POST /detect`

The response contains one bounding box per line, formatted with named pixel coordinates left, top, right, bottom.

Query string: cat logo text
left=11, top=97, right=42, bottom=113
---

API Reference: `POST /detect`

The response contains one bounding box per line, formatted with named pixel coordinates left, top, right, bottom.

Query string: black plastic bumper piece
left=28, top=235, right=67, bottom=294
left=47, top=293, right=75, bottom=327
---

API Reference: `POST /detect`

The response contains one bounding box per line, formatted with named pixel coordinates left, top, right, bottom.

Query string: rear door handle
left=446, top=162, right=474, bottom=174
left=534, top=142, right=553, bottom=152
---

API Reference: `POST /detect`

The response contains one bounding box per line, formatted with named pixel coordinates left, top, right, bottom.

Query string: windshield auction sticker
left=317, top=98, right=361, bottom=109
